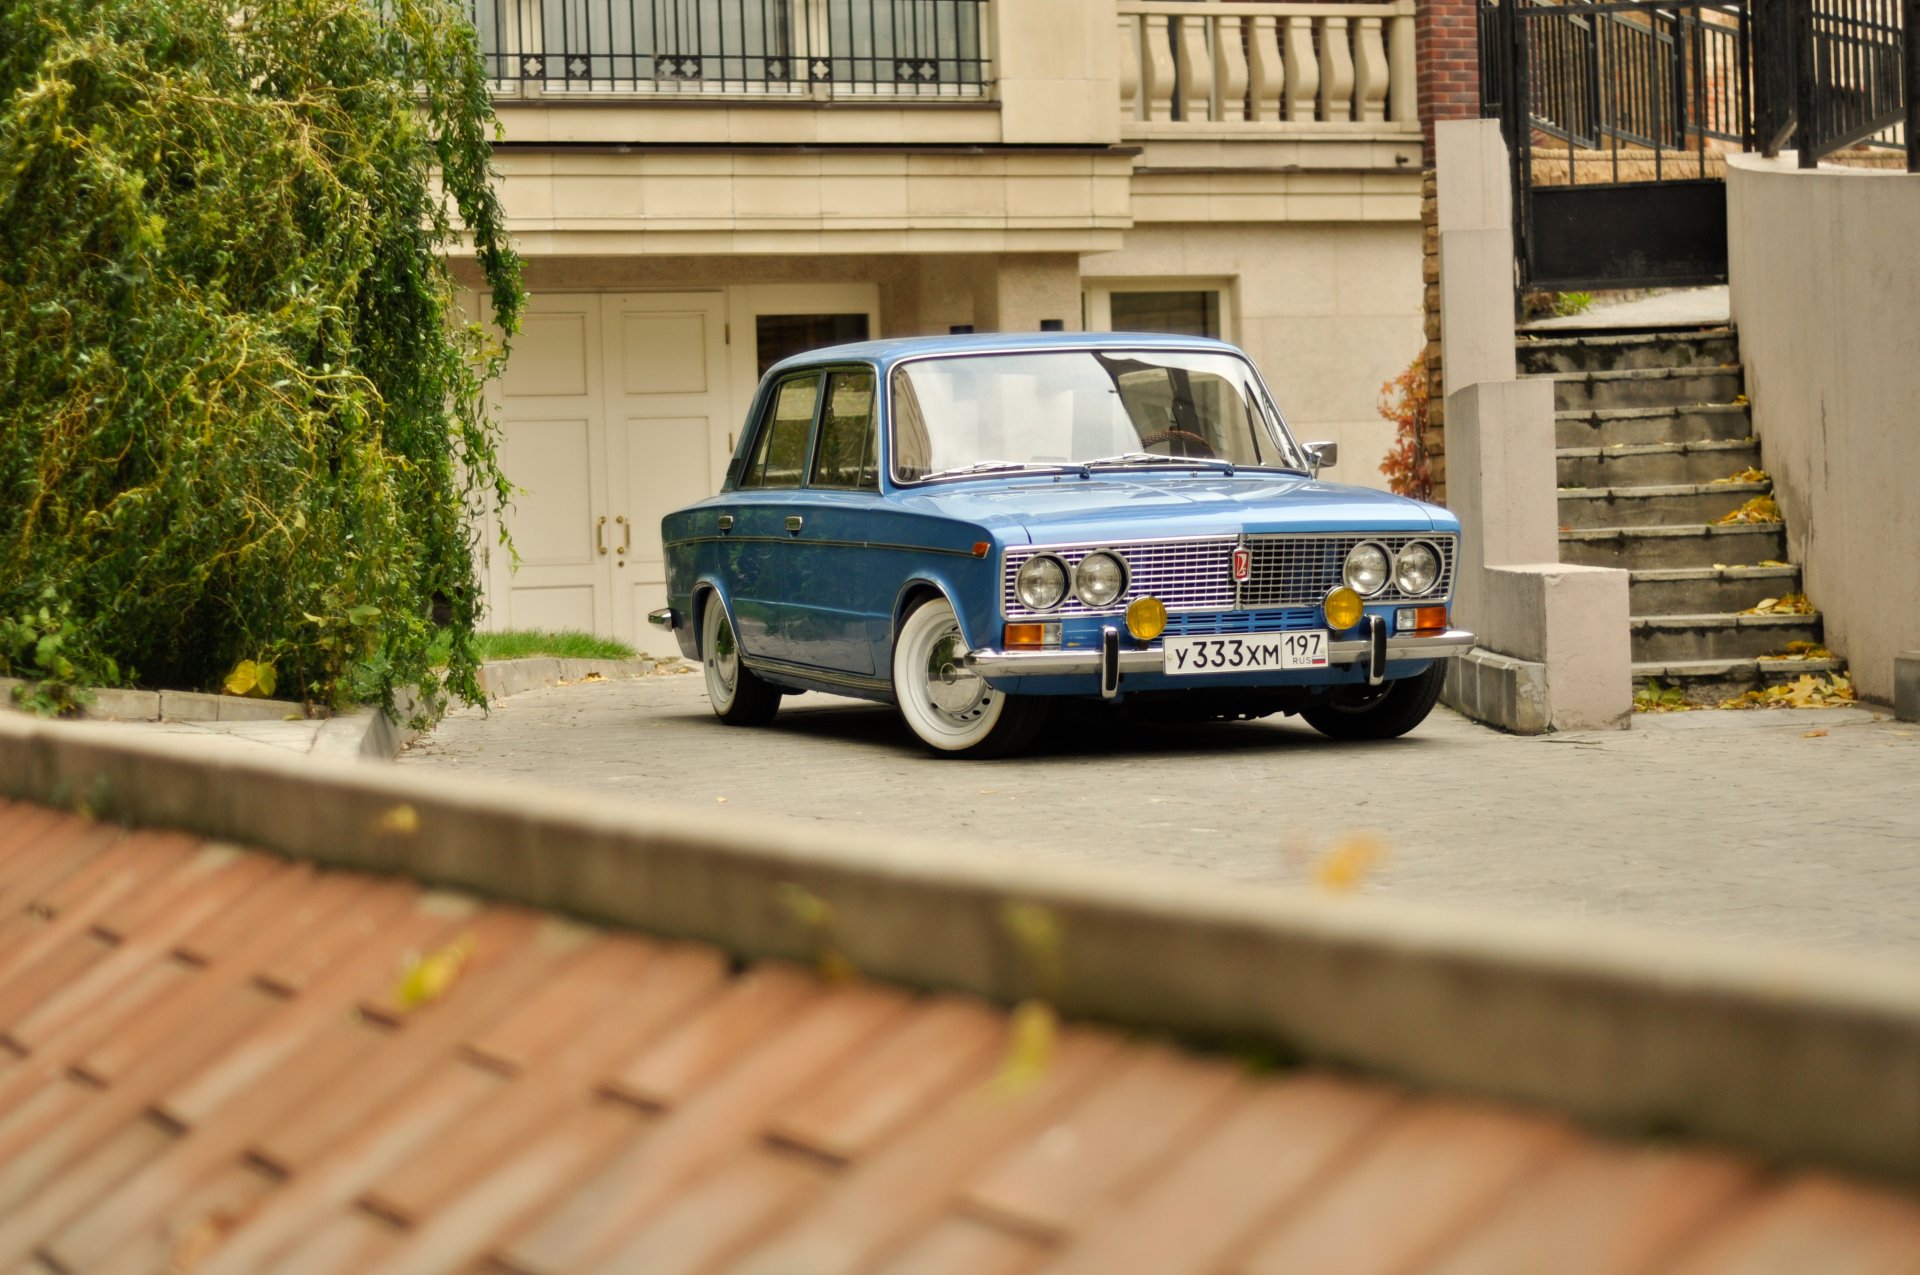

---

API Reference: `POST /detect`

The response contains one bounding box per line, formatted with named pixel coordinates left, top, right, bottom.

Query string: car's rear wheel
left=702, top=598, right=780, bottom=726
left=1300, top=663, right=1445, bottom=741
left=892, top=597, right=1047, bottom=757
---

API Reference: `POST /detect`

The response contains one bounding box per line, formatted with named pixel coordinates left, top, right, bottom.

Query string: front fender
left=889, top=572, right=990, bottom=666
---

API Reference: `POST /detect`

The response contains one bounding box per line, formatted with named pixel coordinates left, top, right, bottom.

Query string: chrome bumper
left=965, top=626, right=1476, bottom=690
left=647, top=607, right=677, bottom=630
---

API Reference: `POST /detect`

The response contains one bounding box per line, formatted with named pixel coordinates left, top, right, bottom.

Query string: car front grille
left=1003, top=533, right=1456, bottom=619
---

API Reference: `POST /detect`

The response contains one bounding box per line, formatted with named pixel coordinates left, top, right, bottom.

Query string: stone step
left=1518, top=327, right=1740, bottom=374
left=1559, top=481, right=1772, bottom=530
left=1537, top=366, right=1743, bottom=412
left=1630, top=564, right=1802, bottom=615
left=1559, top=522, right=1788, bottom=570
left=1632, top=612, right=1823, bottom=663
left=1555, top=403, right=1753, bottom=449
left=1557, top=439, right=1762, bottom=489
left=1633, top=656, right=1848, bottom=703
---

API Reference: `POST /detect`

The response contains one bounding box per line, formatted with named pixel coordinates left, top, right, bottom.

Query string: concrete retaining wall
left=1727, top=154, right=1920, bottom=704
left=4, top=711, right=1920, bottom=1183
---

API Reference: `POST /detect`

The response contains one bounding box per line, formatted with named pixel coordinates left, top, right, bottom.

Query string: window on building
left=1107, top=290, right=1222, bottom=338
left=756, top=313, right=871, bottom=377
left=738, top=374, right=820, bottom=489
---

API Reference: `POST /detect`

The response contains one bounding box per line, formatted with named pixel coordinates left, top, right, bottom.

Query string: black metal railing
left=474, top=0, right=990, bottom=95
left=1481, top=0, right=1753, bottom=185
left=1754, top=0, right=1913, bottom=168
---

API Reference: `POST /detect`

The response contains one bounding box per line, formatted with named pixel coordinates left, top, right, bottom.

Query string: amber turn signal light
left=1413, top=605, right=1449, bottom=633
left=1004, top=623, right=1046, bottom=649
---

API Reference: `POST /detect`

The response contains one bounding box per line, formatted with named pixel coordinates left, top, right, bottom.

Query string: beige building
left=460, top=0, right=1425, bottom=644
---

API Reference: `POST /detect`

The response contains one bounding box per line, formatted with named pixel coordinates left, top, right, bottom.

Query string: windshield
left=889, top=349, right=1308, bottom=482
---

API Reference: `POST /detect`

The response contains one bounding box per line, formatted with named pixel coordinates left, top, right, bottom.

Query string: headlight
left=1343, top=542, right=1391, bottom=596
left=1015, top=555, right=1068, bottom=610
left=1074, top=551, right=1128, bottom=608
left=1394, top=541, right=1441, bottom=596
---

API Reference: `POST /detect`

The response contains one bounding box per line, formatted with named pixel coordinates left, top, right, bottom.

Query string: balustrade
left=1118, top=0, right=1418, bottom=131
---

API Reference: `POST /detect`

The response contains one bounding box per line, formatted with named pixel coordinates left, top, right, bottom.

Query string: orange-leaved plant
left=1377, top=356, right=1433, bottom=501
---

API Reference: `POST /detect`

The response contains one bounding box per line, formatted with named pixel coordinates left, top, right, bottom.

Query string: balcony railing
left=1118, top=0, right=1419, bottom=130
left=475, top=0, right=990, bottom=96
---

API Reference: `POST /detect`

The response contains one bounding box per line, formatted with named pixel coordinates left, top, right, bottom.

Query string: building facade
left=460, top=0, right=1425, bottom=644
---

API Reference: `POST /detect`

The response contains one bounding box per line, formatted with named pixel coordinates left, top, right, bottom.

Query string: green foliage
left=0, top=0, right=523, bottom=720
left=0, top=588, right=116, bottom=714
left=424, top=628, right=640, bottom=667
left=1553, top=291, right=1595, bottom=318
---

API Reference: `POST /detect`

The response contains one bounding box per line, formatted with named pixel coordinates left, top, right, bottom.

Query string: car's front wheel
left=892, top=597, right=1047, bottom=757
left=1300, top=663, right=1445, bottom=741
left=701, top=598, right=780, bottom=726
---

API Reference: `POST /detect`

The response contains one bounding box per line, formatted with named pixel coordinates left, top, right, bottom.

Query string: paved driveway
left=398, top=672, right=1920, bottom=962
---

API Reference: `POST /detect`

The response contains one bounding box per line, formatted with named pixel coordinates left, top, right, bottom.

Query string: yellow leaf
left=994, top=999, right=1058, bottom=1096
left=1803, top=728, right=1828, bottom=738
left=394, top=931, right=475, bottom=1011
left=254, top=662, right=276, bottom=697
left=777, top=883, right=855, bottom=984
left=373, top=803, right=420, bottom=836
left=1001, top=901, right=1065, bottom=1000
left=223, top=659, right=258, bottom=697
left=1314, top=835, right=1387, bottom=893
left=1732, top=394, right=1750, bottom=406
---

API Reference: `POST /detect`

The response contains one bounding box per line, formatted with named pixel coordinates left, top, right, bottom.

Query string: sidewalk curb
left=2, top=657, right=668, bottom=761
left=3, top=709, right=1919, bottom=1185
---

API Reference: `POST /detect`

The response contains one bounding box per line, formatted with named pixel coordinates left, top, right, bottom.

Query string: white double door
left=487, top=292, right=731, bottom=649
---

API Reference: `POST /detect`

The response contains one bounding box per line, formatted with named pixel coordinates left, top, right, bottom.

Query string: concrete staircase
left=1520, top=325, right=1844, bottom=700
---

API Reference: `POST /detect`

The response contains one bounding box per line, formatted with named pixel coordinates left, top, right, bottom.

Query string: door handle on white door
left=596, top=516, right=607, bottom=555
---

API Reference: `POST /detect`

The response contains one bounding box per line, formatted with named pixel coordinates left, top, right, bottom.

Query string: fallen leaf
left=1314, top=835, right=1387, bottom=892
left=394, top=932, right=475, bottom=1011
left=1802, top=728, right=1828, bottom=738
left=715, top=796, right=728, bottom=803
left=994, top=999, right=1058, bottom=1096
left=1711, top=466, right=1768, bottom=485
left=373, top=804, right=420, bottom=836
left=1714, top=495, right=1781, bottom=526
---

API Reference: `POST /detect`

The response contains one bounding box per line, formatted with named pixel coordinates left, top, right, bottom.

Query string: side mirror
left=1304, top=441, right=1338, bottom=475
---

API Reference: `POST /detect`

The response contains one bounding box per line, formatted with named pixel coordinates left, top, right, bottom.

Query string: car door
left=780, top=367, right=884, bottom=675
left=717, top=371, right=821, bottom=664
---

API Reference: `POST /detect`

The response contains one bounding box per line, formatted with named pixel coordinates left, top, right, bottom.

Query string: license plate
left=1163, top=631, right=1328, bottom=675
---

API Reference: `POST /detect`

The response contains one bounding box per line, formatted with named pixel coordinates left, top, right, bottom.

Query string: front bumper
left=965, top=624, right=1475, bottom=697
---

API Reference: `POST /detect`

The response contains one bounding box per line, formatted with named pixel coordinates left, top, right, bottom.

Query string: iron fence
left=474, top=0, right=990, bottom=95
left=1754, top=0, right=1913, bottom=168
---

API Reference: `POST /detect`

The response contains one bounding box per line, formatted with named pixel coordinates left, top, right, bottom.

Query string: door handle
left=717, top=514, right=734, bottom=533
left=785, top=515, right=804, bottom=534
left=596, top=515, right=607, bottom=555
left=616, top=515, right=631, bottom=555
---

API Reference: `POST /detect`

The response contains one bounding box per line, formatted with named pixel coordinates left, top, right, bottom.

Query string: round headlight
left=1394, top=541, right=1441, bottom=596
left=1324, top=585, right=1364, bottom=631
left=1015, top=555, right=1068, bottom=611
left=1343, top=542, right=1391, bottom=596
left=1074, top=551, right=1128, bottom=608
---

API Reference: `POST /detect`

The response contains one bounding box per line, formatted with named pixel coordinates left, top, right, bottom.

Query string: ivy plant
left=0, top=0, right=523, bottom=719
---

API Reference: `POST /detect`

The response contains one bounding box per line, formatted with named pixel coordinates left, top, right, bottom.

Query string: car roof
left=762, top=330, right=1247, bottom=379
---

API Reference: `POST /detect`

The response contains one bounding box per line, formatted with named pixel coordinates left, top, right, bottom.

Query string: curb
left=2, top=657, right=669, bottom=761
left=2, top=710, right=1919, bottom=1185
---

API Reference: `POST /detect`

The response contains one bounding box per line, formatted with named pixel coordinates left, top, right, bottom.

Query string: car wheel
left=892, top=597, right=1047, bottom=758
left=701, top=598, right=780, bottom=726
left=1300, top=663, right=1445, bottom=741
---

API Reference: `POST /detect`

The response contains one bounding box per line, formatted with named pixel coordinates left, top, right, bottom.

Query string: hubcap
left=708, top=615, right=739, bottom=695
left=923, top=626, right=990, bottom=719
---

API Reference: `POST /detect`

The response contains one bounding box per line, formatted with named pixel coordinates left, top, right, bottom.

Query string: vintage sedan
left=650, top=333, right=1472, bottom=757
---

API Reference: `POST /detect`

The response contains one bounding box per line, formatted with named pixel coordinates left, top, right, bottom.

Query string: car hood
left=896, top=473, right=1450, bottom=543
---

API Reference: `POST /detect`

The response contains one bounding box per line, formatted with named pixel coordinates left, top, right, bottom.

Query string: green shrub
left=0, top=0, right=523, bottom=719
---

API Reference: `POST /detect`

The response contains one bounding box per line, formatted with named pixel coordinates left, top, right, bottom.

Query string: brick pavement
left=397, top=673, right=1920, bottom=962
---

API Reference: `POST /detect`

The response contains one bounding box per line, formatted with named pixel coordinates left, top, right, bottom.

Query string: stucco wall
left=1726, top=154, right=1920, bottom=703
left=1082, top=222, right=1425, bottom=491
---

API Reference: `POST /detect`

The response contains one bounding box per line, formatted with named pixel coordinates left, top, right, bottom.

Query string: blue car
left=650, top=333, right=1472, bottom=757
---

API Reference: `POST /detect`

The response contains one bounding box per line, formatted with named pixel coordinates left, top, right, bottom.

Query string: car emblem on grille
left=1231, top=547, right=1251, bottom=582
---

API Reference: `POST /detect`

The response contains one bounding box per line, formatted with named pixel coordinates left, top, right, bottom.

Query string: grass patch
left=426, top=628, right=638, bottom=666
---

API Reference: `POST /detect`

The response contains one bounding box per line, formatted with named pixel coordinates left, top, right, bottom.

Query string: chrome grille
left=1003, top=537, right=1233, bottom=619
left=1241, top=533, right=1457, bottom=607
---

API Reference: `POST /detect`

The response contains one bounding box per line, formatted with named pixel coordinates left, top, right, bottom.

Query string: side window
left=738, top=375, right=819, bottom=490
left=810, top=369, right=878, bottom=490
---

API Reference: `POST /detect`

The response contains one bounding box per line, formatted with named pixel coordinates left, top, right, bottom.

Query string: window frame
left=1082, top=278, right=1237, bottom=343
left=735, top=370, right=825, bottom=492
left=807, top=366, right=882, bottom=492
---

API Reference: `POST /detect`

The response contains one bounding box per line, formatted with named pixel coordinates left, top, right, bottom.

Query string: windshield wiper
left=1083, top=452, right=1236, bottom=474
left=918, top=460, right=1079, bottom=482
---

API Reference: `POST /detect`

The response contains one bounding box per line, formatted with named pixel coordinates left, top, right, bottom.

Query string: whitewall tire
left=892, top=597, right=1046, bottom=757
left=702, top=598, right=780, bottom=726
